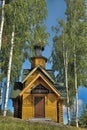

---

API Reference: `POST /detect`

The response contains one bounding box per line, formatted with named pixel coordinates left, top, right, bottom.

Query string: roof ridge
left=22, top=65, right=55, bottom=84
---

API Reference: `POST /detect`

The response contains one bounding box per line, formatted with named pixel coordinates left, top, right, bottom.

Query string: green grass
left=0, top=116, right=86, bottom=130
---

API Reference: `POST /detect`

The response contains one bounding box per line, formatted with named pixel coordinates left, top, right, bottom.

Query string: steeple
left=34, top=45, right=44, bottom=56
left=31, top=45, right=47, bottom=68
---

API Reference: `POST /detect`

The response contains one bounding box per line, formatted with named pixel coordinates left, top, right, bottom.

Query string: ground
left=0, top=116, right=86, bottom=130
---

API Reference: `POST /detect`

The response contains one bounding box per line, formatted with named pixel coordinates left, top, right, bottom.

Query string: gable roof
left=11, top=66, right=66, bottom=99
left=19, top=73, right=61, bottom=97
left=22, top=65, right=55, bottom=84
left=54, top=83, right=66, bottom=98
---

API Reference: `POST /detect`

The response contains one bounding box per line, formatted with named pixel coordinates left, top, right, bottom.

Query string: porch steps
left=27, top=118, right=52, bottom=122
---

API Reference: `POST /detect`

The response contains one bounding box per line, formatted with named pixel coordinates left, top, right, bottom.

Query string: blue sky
left=43, top=0, right=66, bottom=69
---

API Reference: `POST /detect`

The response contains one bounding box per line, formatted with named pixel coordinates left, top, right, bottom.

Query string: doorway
left=34, top=96, right=45, bottom=118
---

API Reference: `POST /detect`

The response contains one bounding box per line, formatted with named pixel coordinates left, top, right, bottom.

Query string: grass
left=0, top=116, right=86, bottom=130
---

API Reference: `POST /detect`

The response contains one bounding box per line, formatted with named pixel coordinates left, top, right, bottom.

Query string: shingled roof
left=54, top=83, right=66, bottom=98
left=11, top=66, right=66, bottom=99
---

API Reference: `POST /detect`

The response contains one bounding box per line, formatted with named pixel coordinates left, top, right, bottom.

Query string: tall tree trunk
left=0, top=87, right=2, bottom=114
left=3, top=25, right=15, bottom=116
left=0, top=0, right=5, bottom=51
left=63, top=42, right=70, bottom=125
left=65, top=51, right=70, bottom=125
left=74, top=44, right=78, bottom=128
left=0, top=0, right=5, bottom=115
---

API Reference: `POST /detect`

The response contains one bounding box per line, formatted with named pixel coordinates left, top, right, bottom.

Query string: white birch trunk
left=0, top=0, right=5, bottom=51
left=0, top=88, right=2, bottom=113
left=0, top=0, right=5, bottom=113
left=62, top=43, right=70, bottom=125
left=74, top=44, right=78, bottom=128
left=65, top=51, right=70, bottom=125
left=3, top=25, right=15, bottom=116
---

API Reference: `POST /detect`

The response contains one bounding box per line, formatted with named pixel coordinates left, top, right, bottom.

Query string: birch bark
left=74, top=44, right=78, bottom=128
left=0, top=0, right=5, bottom=115
left=0, top=87, right=2, bottom=114
left=3, top=25, right=15, bottom=116
left=63, top=42, right=70, bottom=125
left=65, top=51, right=70, bottom=125
left=0, top=0, right=5, bottom=51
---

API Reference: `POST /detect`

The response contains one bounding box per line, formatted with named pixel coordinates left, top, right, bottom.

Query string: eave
left=22, top=65, right=55, bottom=84
left=19, top=73, right=60, bottom=97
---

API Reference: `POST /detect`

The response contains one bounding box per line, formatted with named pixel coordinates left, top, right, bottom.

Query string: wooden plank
left=34, top=97, right=45, bottom=118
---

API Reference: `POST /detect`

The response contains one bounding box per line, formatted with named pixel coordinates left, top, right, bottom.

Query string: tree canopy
left=0, top=0, right=49, bottom=82
left=51, top=0, right=87, bottom=126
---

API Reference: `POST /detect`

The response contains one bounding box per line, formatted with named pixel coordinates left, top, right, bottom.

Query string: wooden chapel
left=11, top=45, right=66, bottom=124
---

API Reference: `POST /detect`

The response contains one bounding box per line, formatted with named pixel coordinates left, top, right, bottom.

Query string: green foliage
left=0, top=110, right=13, bottom=116
left=51, top=0, right=87, bottom=107
left=52, top=20, right=75, bottom=106
left=0, top=116, right=86, bottom=130
left=79, top=106, right=87, bottom=128
left=0, top=0, right=48, bottom=83
left=70, top=106, right=77, bottom=126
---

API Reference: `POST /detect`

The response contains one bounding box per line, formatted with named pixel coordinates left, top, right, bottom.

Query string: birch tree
left=52, top=21, right=71, bottom=125
left=52, top=0, right=87, bottom=127
left=62, top=26, right=71, bottom=125
left=74, top=44, right=78, bottom=127
left=3, top=25, right=15, bottom=116
left=65, top=0, right=87, bottom=127
left=0, top=0, right=5, bottom=115
left=0, top=87, right=2, bottom=114
left=0, top=0, right=5, bottom=51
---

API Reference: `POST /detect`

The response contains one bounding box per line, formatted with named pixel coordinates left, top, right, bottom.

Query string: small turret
left=31, top=45, right=47, bottom=68
left=34, top=45, right=44, bottom=56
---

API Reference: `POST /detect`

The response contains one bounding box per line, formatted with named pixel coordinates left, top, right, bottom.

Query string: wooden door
left=34, top=97, right=45, bottom=118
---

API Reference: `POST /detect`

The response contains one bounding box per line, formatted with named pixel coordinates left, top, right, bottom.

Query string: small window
left=31, top=84, right=49, bottom=94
